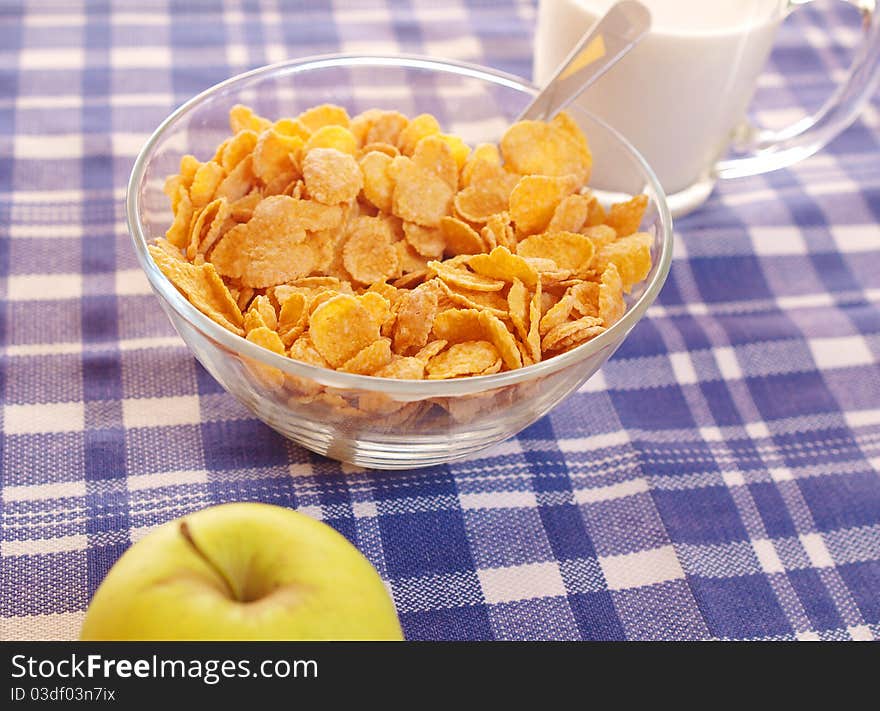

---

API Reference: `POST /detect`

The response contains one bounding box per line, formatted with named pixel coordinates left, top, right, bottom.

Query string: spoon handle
left=518, top=0, right=651, bottom=122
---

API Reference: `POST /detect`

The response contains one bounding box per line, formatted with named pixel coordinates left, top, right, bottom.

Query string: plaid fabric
left=1, top=0, right=879, bottom=642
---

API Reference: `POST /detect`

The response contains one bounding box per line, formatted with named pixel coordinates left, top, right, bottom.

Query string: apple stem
left=179, top=520, right=241, bottom=602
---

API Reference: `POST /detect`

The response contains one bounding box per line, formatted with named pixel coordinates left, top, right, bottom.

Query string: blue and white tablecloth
left=1, top=0, right=878, bottom=641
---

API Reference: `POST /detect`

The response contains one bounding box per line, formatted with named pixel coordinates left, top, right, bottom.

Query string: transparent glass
left=535, top=0, right=880, bottom=216
left=127, top=55, right=674, bottom=470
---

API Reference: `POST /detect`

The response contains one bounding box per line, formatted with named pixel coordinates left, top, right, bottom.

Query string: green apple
left=80, top=502, right=402, bottom=640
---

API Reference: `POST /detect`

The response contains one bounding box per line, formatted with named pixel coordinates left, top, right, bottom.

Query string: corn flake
left=414, top=339, right=447, bottom=363
left=527, top=277, right=543, bottom=362
left=403, top=221, right=445, bottom=259
left=500, top=114, right=592, bottom=183
left=428, top=259, right=505, bottom=292
left=244, top=326, right=286, bottom=390
left=569, top=280, right=600, bottom=318
left=253, top=128, right=302, bottom=184
left=148, top=244, right=244, bottom=335
left=542, top=316, right=605, bottom=353
left=309, top=294, right=380, bottom=367
left=509, top=174, right=579, bottom=235
left=431, top=308, right=485, bottom=344
left=440, top=216, right=486, bottom=256
left=215, top=154, right=255, bottom=203
left=395, top=241, right=430, bottom=275
left=339, top=337, right=393, bottom=375
left=298, top=104, right=350, bottom=132
left=599, top=262, right=625, bottom=326
left=221, top=130, right=258, bottom=172
left=358, top=290, right=393, bottom=329
left=277, top=291, right=308, bottom=346
left=436, top=278, right=508, bottom=318
left=165, top=186, right=193, bottom=248
left=360, top=142, right=399, bottom=159
left=594, top=232, right=652, bottom=293
left=374, top=355, right=426, bottom=380
left=507, top=277, right=529, bottom=342
left=304, top=125, right=358, bottom=156
left=273, top=118, right=311, bottom=141
left=515, top=230, right=595, bottom=274
left=287, top=333, right=328, bottom=365
left=583, top=224, right=617, bottom=251
left=479, top=311, right=522, bottom=370
left=397, top=113, right=441, bottom=156
left=482, top=212, right=516, bottom=252
left=359, top=150, right=394, bottom=213
left=366, top=111, right=408, bottom=146
left=230, top=104, right=271, bottom=134
left=605, top=194, right=648, bottom=237
left=413, top=135, right=458, bottom=190
left=426, top=340, right=499, bottom=379
left=453, top=185, right=508, bottom=224
left=467, top=246, right=538, bottom=289
left=189, top=161, right=225, bottom=208
left=390, top=156, right=453, bottom=227
left=154, top=104, right=654, bottom=382
left=548, top=193, right=590, bottom=233
left=342, top=216, right=399, bottom=285
left=392, top=285, right=438, bottom=354
left=303, top=147, right=363, bottom=205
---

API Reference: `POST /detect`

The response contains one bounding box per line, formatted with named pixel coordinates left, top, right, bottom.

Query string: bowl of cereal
left=127, top=54, right=673, bottom=469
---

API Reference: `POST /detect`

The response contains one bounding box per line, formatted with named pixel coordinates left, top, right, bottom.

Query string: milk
left=534, top=0, right=785, bottom=195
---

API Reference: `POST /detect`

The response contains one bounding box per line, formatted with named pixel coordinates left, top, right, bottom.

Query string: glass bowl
left=127, top=54, right=673, bottom=470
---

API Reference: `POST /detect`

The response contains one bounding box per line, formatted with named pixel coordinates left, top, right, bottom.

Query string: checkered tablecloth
left=2, top=0, right=879, bottom=642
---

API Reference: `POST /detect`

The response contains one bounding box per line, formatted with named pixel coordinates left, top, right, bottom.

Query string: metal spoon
left=518, top=0, right=651, bottom=122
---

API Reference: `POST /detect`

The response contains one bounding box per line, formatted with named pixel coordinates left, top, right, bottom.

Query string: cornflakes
left=547, top=193, right=590, bottom=233
left=428, top=259, right=505, bottom=292
left=599, top=262, right=625, bottom=326
left=542, top=316, right=606, bottom=353
left=436, top=278, right=508, bottom=318
left=298, top=103, right=350, bottom=132
left=426, top=340, right=500, bottom=379
left=507, top=278, right=529, bottom=342
left=432, top=308, right=485, bottom=343
left=390, top=156, right=453, bottom=227
left=151, top=103, right=655, bottom=383
left=605, top=194, right=648, bottom=237
left=148, top=244, right=243, bottom=335
left=342, top=216, right=399, bottom=285
left=500, top=119, right=591, bottom=183
left=594, top=232, right=653, bottom=293
left=467, top=247, right=538, bottom=289
left=303, top=125, right=358, bottom=156
left=221, top=130, right=258, bottom=172
left=190, top=161, right=225, bottom=208
left=440, top=216, right=485, bottom=256
left=516, top=231, right=595, bottom=274
left=302, top=147, right=362, bottom=205
left=404, top=221, right=445, bottom=259
left=392, top=285, right=438, bottom=354
left=244, top=326, right=286, bottom=390
left=398, top=113, right=441, bottom=156
left=413, top=135, right=458, bottom=190
left=253, top=128, right=302, bottom=184
left=359, top=150, right=394, bottom=213
left=309, top=294, right=380, bottom=367
left=509, top=174, right=579, bottom=235
left=339, top=337, right=393, bottom=375
left=453, top=185, right=508, bottom=224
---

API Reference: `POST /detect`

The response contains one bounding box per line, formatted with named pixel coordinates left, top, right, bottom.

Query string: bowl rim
left=127, top=52, right=674, bottom=396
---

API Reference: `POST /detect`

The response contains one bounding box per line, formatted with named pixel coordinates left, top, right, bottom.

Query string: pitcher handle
left=715, top=0, right=880, bottom=180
